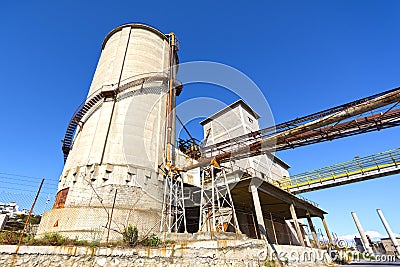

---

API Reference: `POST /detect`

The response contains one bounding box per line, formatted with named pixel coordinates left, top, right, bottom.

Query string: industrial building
left=0, top=202, right=29, bottom=217
left=37, top=24, right=174, bottom=241
left=36, top=23, right=400, bottom=252
left=381, top=238, right=400, bottom=256
left=34, top=23, right=329, bottom=247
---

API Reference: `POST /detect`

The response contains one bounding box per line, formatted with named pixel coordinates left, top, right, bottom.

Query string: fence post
left=106, top=188, right=118, bottom=246
left=15, top=178, right=44, bottom=253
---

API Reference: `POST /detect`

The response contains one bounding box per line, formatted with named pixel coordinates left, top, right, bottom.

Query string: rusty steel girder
left=184, top=87, right=400, bottom=171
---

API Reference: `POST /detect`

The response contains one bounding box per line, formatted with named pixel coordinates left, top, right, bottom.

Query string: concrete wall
left=88, top=25, right=170, bottom=95
left=37, top=184, right=161, bottom=241
left=0, top=241, right=331, bottom=267
left=201, top=101, right=290, bottom=181
left=38, top=24, right=173, bottom=241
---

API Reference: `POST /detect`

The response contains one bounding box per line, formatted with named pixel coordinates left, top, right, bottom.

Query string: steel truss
left=198, top=166, right=241, bottom=235
left=160, top=171, right=187, bottom=233
left=200, top=86, right=400, bottom=158
left=183, top=87, right=400, bottom=170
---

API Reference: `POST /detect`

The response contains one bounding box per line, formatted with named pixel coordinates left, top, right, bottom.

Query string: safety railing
left=281, top=148, right=400, bottom=190
left=61, top=72, right=178, bottom=163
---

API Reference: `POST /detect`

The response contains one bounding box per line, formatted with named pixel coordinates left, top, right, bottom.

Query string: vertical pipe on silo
left=100, top=27, right=132, bottom=165
left=166, top=33, right=177, bottom=168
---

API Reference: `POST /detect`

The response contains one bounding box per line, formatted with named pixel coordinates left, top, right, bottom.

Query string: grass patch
left=0, top=227, right=163, bottom=248
left=141, top=233, right=161, bottom=247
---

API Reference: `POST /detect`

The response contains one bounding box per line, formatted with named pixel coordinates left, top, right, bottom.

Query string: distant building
left=381, top=237, right=400, bottom=256
left=354, top=237, right=365, bottom=252
left=0, top=202, right=29, bottom=217
left=0, top=202, right=18, bottom=216
left=373, top=240, right=386, bottom=255
left=0, top=214, right=9, bottom=231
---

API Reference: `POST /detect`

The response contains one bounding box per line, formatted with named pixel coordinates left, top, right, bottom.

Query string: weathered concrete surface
left=200, top=100, right=290, bottom=183
left=37, top=184, right=162, bottom=241
left=38, top=24, right=173, bottom=242
left=164, top=232, right=249, bottom=242
left=0, top=240, right=332, bottom=267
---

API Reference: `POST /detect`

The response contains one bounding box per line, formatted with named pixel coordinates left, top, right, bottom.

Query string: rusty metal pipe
left=184, top=88, right=400, bottom=171
left=166, top=33, right=177, bottom=168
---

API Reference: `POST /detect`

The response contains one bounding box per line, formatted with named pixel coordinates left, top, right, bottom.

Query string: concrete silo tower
left=37, top=24, right=180, bottom=241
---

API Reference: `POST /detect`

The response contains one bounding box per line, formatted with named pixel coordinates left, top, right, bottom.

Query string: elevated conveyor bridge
left=281, top=148, right=400, bottom=194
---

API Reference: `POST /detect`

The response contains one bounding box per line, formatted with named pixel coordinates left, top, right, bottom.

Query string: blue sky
left=1, top=1, right=399, bottom=240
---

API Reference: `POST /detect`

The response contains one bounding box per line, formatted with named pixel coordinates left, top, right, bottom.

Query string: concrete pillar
left=377, top=209, right=400, bottom=257
left=306, top=213, right=321, bottom=249
left=321, top=215, right=333, bottom=246
left=289, top=203, right=305, bottom=246
left=269, top=212, right=278, bottom=244
left=250, top=183, right=269, bottom=242
left=351, top=212, right=374, bottom=254
left=303, top=223, right=312, bottom=247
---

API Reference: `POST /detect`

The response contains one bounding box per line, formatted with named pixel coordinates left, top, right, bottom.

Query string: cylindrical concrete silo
left=37, top=24, right=178, bottom=241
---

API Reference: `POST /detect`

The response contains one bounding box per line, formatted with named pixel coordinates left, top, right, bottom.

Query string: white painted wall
left=38, top=24, right=174, bottom=240
left=201, top=101, right=290, bottom=181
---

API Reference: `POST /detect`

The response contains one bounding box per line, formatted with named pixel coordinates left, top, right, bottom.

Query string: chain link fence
left=0, top=173, right=164, bottom=247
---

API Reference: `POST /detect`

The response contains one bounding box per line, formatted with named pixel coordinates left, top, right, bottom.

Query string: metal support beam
left=376, top=209, right=400, bottom=257
left=198, top=166, right=241, bottom=235
left=321, top=215, right=334, bottom=246
left=160, top=172, right=187, bottom=233
left=250, top=183, right=269, bottom=242
left=306, top=213, right=320, bottom=249
left=256, top=184, right=324, bottom=217
left=351, top=212, right=373, bottom=254
left=185, top=87, right=400, bottom=170
left=289, top=203, right=305, bottom=246
left=270, top=212, right=278, bottom=244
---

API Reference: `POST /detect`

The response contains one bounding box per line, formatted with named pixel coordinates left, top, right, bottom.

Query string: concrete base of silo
left=36, top=185, right=163, bottom=242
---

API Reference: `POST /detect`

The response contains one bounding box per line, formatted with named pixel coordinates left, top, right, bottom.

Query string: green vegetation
left=0, top=224, right=161, bottom=248
left=141, top=233, right=161, bottom=247
left=0, top=231, right=99, bottom=247
left=0, top=231, right=20, bottom=244
left=41, top=233, right=67, bottom=246
left=122, top=224, right=138, bottom=246
left=71, top=238, right=100, bottom=248
left=33, top=233, right=101, bottom=247
left=264, top=259, right=280, bottom=267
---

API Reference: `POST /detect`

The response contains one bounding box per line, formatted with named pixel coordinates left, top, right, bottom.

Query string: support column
left=270, top=212, right=278, bottom=244
left=289, top=203, right=305, bottom=246
left=377, top=209, right=400, bottom=257
left=321, top=215, right=334, bottom=246
left=306, top=213, right=320, bottom=249
left=250, top=183, right=269, bottom=242
left=351, top=212, right=373, bottom=254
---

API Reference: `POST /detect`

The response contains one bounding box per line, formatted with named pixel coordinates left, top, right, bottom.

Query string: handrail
left=283, top=148, right=400, bottom=190
left=61, top=72, right=173, bottom=163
